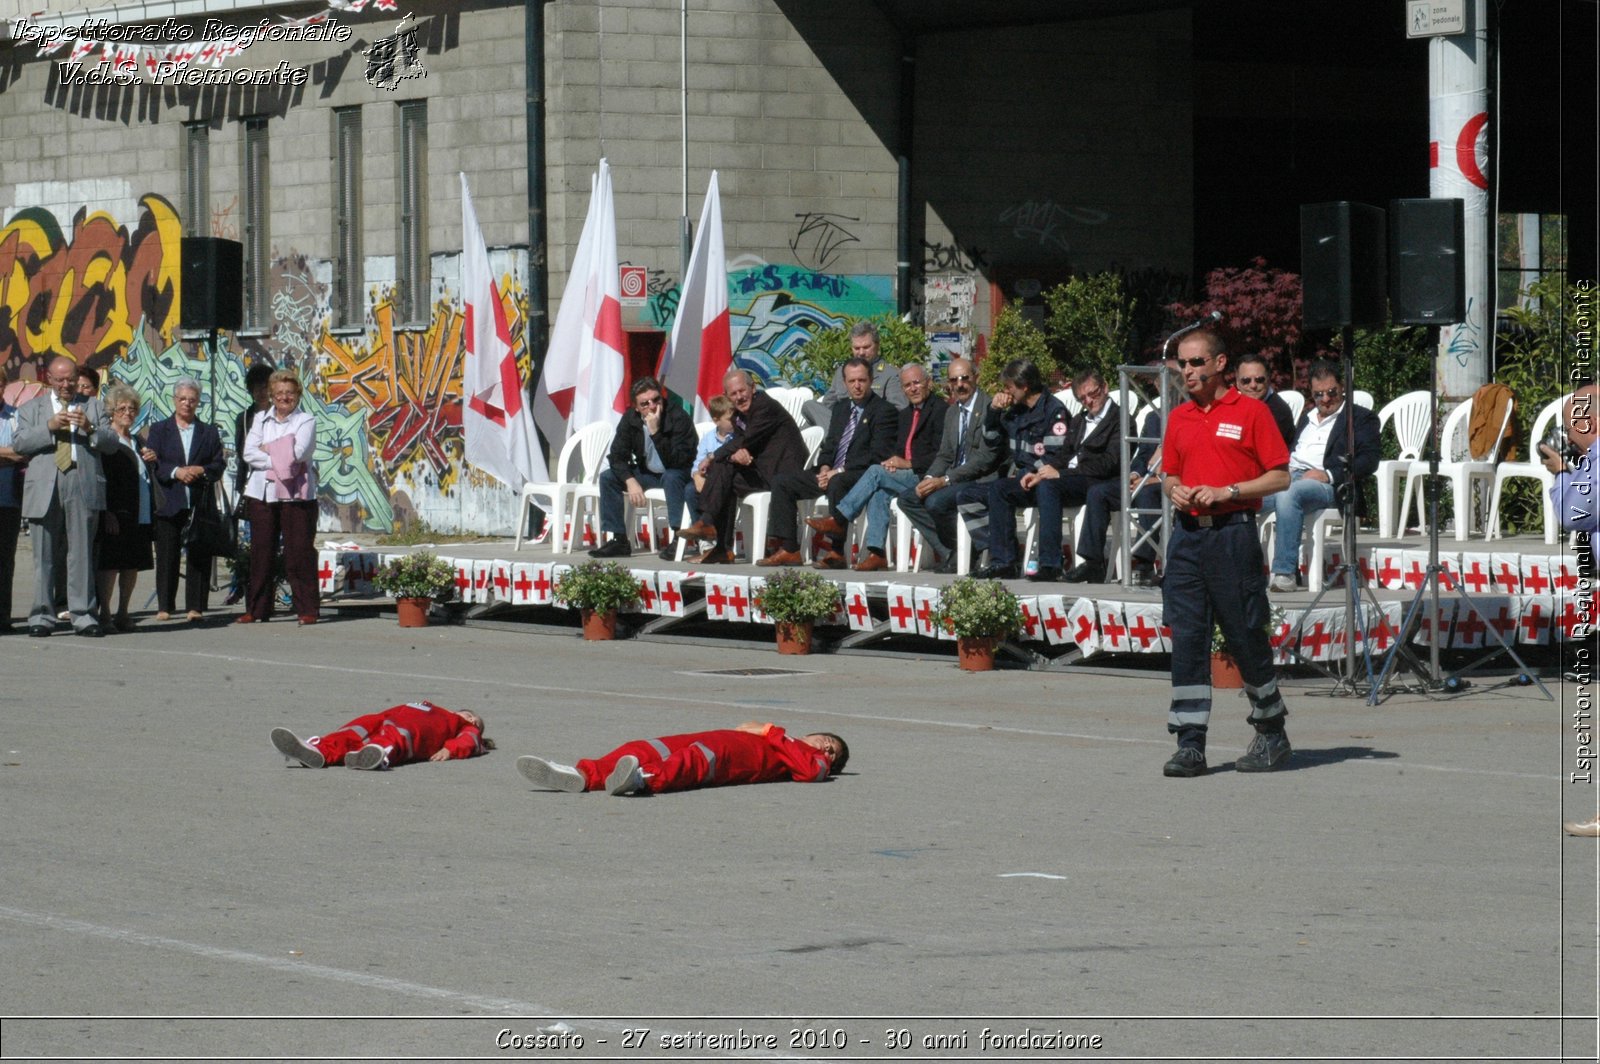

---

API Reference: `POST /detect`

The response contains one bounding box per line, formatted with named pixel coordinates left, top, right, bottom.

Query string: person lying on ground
left=271, top=701, right=492, bottom=770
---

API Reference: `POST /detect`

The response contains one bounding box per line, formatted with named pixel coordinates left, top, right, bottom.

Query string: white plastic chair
left=1259, top=508, right=1344, bottom=592
left=1486, top=393, right=1567, bottom=544
left=513, top=428, right=587, bottom=551
left=1353, top=389, right=1374, bottom=411
left=1397, top=396, right=1513, bottom=541
left=1054, top=387, right=1082, bottom=417
left=1278, top=390, right=1305, bottom=423
left=765, top=386, right=813, bottom=426
left=1374, top=390, right=1432, bottom=538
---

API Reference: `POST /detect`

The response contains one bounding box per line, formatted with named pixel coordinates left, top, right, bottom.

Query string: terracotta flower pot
left=957, top=635, right=997, bottom=672
left=396, top=597, right=432, bottom=628
left=1210, top=651, right=1244, bottom=689
left=775, top=620, right=814, bottom=655
left=581, top=607, right=619, bottom=641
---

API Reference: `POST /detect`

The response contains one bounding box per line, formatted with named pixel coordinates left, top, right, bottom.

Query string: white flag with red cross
left=509, top=562, right=537, bottom=605
left=843, top=581, right=873, bottom=632
left=1065, top=596, right=1098, bottom=655
left=885, top=584, right=918, bottom=635
left=630, top=568, right=661, bottom=616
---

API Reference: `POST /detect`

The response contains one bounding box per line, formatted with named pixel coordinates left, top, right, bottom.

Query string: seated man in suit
left=678, top=369, right=808, bottom=564
left=1260, top=359, right=1380, bottom=591
left=800, top=321, right=908, bottom=428
left=589, top=376, right=698, bottom=560
left=1233, top=353, right=1296, bottom=449
left=804, top=362, right=946, bottom=572
left=975, top=367, right=1120, bottom=583
left=757, top=357, right=896, bottom=568
left=895, top=358, right=998, bottom=573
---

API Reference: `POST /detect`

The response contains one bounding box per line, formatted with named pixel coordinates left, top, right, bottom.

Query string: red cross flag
left=460, top=173, right=546, bottom=490
left=1491, top=553, right=1523, bottom=594
left=1517, top=595, right=1552, bottom=645
left=1065, top=596, right=1098, bottom=655
left=656, top=571, right=685, bottom=617
left=510, top=562, right=536, bottom=605
left=317, top=550, right=339, bottom=595
left=885, top=583, right=917, bottom=635
left=630, top=568, right=660, bottom=617
left=657, top=172, right=733, bottom=423
left=843, top=581, right=873, bottom=632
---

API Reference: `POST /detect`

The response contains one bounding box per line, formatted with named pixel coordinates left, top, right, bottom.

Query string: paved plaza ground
left=1, top=535, right=1596, bottom=1062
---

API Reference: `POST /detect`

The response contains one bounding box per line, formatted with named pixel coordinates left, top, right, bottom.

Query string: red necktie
left=903, top=407, right=919, bottom=462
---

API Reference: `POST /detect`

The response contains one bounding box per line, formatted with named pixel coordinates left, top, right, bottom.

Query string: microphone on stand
left=1162, top=311, right=1223, bottom=359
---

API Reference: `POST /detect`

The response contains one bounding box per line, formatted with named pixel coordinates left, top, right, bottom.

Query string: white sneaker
left=605, top=754, right=644, bottom=796
left=270, top=727, right=325, bottom=769
left=517, top=756, right=586, bottom=792
left=345, top=743, right=389, bottom=771
left=1268, top=573, right=1298, bottom=593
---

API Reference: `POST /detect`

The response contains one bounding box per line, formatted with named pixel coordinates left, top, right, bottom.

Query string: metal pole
left=679, top=0, right=691, bottom=276
left=523, top=0, right=550, bottom=390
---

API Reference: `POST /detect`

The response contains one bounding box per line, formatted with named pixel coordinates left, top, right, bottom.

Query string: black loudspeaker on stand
left=180, top=237, right=244, bottom=332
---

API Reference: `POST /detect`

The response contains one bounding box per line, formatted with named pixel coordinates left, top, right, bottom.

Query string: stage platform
left=315, top=526, right=1590, bottom=679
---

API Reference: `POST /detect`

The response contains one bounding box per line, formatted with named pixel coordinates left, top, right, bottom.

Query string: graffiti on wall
left=4, top=197, right=895, bottom=532
left=0, top=193, right=180, bottom=375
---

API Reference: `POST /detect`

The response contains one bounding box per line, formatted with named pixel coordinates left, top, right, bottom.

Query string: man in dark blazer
left=800, top=320, right=908, bottom=428
left=12, top=356, right=119, bottom=636
left=1234, top=353, right=1296, bottom=448
left=895, top=357, right=999, bottom=572
left=679, top=369, right=808, bottom=564
left=982, top=368, right=1122, bottom=582
left=757, top=356, right=896, bottom=568
left=804, top=362, right=947, bottom=571
left=147, top=377, right=228, bottom=620
left=1260, top=360, right=1380, bottom=591
left=589, top=375, right=698, bottom=560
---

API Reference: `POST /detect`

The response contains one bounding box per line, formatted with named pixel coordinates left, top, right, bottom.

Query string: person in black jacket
left=976, top=367, right=1120, bottom=582
left=1259, top=360, right=1380, bottom=591
left=805, top=363, right=946, bottom=571
left=147, top=377, right=227, bottom=621
left=678, top=369, right=809, bottom=564
left=756, top=357, right=897, bottom=568
left=1234, top=353, right=1296, bottom=449
left=589, top=376, right=697, bottom=559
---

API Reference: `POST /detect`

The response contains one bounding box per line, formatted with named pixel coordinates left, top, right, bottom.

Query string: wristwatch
left=1228, top=484, right=1241, bottom=502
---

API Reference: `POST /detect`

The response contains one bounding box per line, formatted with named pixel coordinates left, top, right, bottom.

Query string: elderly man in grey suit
left=894, top=357, right=999, bottom=573
left=13, top=356, right=119, bottom=636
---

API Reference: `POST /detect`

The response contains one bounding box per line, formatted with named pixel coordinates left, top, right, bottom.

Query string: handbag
left=184, top=483, right=237, bottom=558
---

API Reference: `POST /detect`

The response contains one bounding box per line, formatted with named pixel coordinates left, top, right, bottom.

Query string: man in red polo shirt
left=1160, top=329, right=1291, bottom=777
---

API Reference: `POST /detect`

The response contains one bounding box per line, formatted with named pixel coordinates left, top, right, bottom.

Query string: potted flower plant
left=1209, top=623, right=1244, bottom=688
left=553, top=560, right=642, bottom=640
left=753, top=569, right=841, bottom=654
left=372, top=551, right=456, bottom=627
left=935, top=576, right=1023, bottom=671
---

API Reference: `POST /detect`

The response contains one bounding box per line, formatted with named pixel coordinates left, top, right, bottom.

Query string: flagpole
left=679, top=0, right=692, bottom=277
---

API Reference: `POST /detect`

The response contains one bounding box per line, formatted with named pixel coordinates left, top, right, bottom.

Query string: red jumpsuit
left=310, top=702, right=485, bottom=766
left=577, top=725, right=831, bottom=793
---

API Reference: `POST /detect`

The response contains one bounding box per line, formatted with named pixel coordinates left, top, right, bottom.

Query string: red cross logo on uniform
left=847, top=593, right=870, bottom=626
left=1461, top=560, right=1490, bottom=593
left=1099, top=613, right=1126, bottom=648
left=1495, top=563, right=1521, bottom=592
left=513, top=570, right=533, bottom=598
left=727, top=584, right=750, bottom=619
left=888, top=594, right=914, bottom=629
left=658, top=578, right=682, bottom=613
left=1128, top=614, right=1159, bottom=649
left=1522, top=564, right=1551, bottom=595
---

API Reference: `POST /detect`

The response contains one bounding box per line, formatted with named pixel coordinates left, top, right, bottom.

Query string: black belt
left=1176, top=510, right=1256, bottom=530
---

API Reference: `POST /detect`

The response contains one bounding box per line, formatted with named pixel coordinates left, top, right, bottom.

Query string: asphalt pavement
left=1, top=551, right=1596, bottom=1062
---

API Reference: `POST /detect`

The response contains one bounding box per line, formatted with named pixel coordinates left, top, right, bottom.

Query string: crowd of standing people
left=0, top=357, right=318, bottom=635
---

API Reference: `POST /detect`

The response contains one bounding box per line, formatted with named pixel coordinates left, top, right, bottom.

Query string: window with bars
left=182, top=123, right=209, bottom=237
left=241, top=117, right=270, bottom=331
left=333, top=107, right=364, bottom=329
left=398, top=100, right=429, bottom=325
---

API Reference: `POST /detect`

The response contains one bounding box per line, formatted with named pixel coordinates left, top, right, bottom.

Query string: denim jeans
left=835, top=465, right=920, bottom=551
left=1259, top=470, right=1336, bottom=577
left=598, top=467, right=690, bottom=537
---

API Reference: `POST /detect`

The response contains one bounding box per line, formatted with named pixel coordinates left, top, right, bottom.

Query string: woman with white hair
left=146, top=376, right=226, bottom=622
